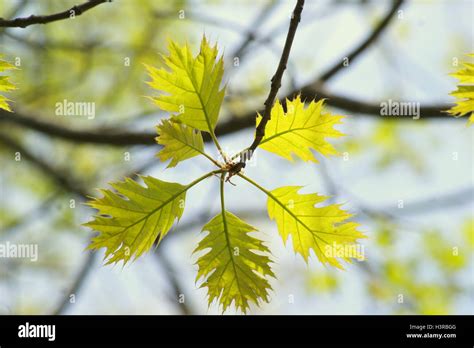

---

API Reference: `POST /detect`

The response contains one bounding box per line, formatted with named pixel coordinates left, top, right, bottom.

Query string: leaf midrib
left=260, top=118, right=341, bottom=145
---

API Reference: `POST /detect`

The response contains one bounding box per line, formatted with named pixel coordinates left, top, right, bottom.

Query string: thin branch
left=0, top=191, right=60, bottom=240
left=0, top=133, right=191, bottom=315
left=0, top=0, right=110, bottom=28
left=154, top=9, right=247, bottom=33
left=318, top=0, right=404, bottom=83
left=228, top=1, right=280, bottom=60
left=154, top=253, right=194, bottom=315
left=249, top=0, right=305, bottom=152
left=379, top=186, right=474, bottom=217
left=0, top=94, right=453, bottom=151
left=0, top=133, right=88, bottom=196
left=0, top=0, right=27, bottom=34
left=53, top=251, right=97, bottom=315
left=231, top=0, right=305, bottom=173
left=298, top=84, right=448, bottom=118
left=0, top=110, right=156, bottom=145
left=314, top=158, right=474, bottom=220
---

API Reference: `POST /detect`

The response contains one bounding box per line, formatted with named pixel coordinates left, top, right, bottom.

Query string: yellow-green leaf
left=257, top=95, right=344, bottom=162
left=145, top=36, right=225, bottom=133
left=462, top=218, right=474, bottom=249
left=267, top=186, right=366, bottom=268
left=84, top=176, right=188, bottom=264
left=156, top=119, right=205, bottom=168
left=447, top=53, right=474, bottom=125
left=0, top=57, right=17, bottom=112
left=194, top=211, right=274, bottom=313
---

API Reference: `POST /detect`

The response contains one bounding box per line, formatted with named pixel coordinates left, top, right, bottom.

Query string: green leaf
left=266, top=186, right=366, bottom=268
left=447, top=53, right=474, bottom=125
left=194, top=211, right=274, bottom=313
left=156, top=119, right=205, bottom=168
left=145, top=36, right=225, bottom=133
left=257, top=95, right=344, bottom=162
left=0, top=57, right=17, bottom=112
left=85, top=176, right=188, bottom=264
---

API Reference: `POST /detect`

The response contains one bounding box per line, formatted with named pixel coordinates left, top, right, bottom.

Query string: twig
left=0, top=191, right=60, bottom=240
left=0, top=110, right=155, bottom=145
left=154, top=253, right=194, bottom=315
left=0, top=0, right=110, bottom=28
left=248, top=0, right=305, bottom=154
left=318, top=0, right=404, bottom=82
left=0, top=133, right=87, bottom=196
left=228, top=1, right=280, bottom=60
left=231, top=0, right=305, bottom=174
left=0, top=0, right=27, bottom=34
left=53, top=251, right=97, bottom=315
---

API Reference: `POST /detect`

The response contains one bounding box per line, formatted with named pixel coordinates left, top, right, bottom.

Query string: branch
left=231, top=0, right=305, bottom=172
left=228, top=1, right=280, bottom=60
left=155, top=253, right=194, bottom=315
left=0, top=192, right=60, bottom=240
left=0, top=109, right=248, bottom=145
left=298, top=84, right=448, bottom=118
left=0, top=133, right=88, bottom=196
left=0, top=133, right=190, bottom=315
left=53, top=251, right=97, bottom=315
left=318, top=0, right=404, bottom=83
left=0, top=93, right=453, bottom=150
left=0, top=0, right=27, bottom=33
left=0, top=0, right=110, bottom=28
left=250, top=0, right=305, bottom=152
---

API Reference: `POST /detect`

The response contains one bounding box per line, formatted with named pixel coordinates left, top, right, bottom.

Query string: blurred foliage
left=307, top=217, right=473, bottom=314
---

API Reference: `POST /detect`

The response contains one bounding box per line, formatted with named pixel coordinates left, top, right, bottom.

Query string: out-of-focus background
left=0, top=0, right=472, bottom=315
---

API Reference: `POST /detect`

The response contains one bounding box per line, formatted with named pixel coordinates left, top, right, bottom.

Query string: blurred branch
left=0, top=0, right=110, bottom=28
left=53, top=251, right=97, bottom=315
left=154, top=9, right=246, bottom=33
left=154, top=253, right=194, bottom=315
left=0, top=110, right=156, bottom=145
left=0, top=91, right=454, bottom=150
left=317, top=0, right=404, bottom=83
left=228, top=1, right=280, bottom=60
left=0, top=133, right=190, bottom=315
left=298, top=84, right=449, bottom=118
left=3, top=30, right=102, bottom=51
left=0, top=0, right=455, bottom=149
left=0, top=133, right=88, bottom=196
left=379, top=186, right=474, bottom=216
left=317, top=158, right=473, bottom=221
left=0, top=191, right=60, bottom=240
left=0, top=0, right=27, bottom=34
left=0, top=108, right=253, bottom=145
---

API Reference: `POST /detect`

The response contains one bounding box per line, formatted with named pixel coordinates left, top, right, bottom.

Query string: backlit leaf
left=0, top=57, right=17, bottom=112
left=85, top=176, right=187, bottom=264
left=145, top=36, right=225, bottom=133
left=267, top=186, right=366, bottom=268
left=194, top=211, right=274, bottom=313
left=156, top=119, right=205, bottom=168
left=447, top=53, right=474, bottom=125
left=257, top=95, right=344, bottom=162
